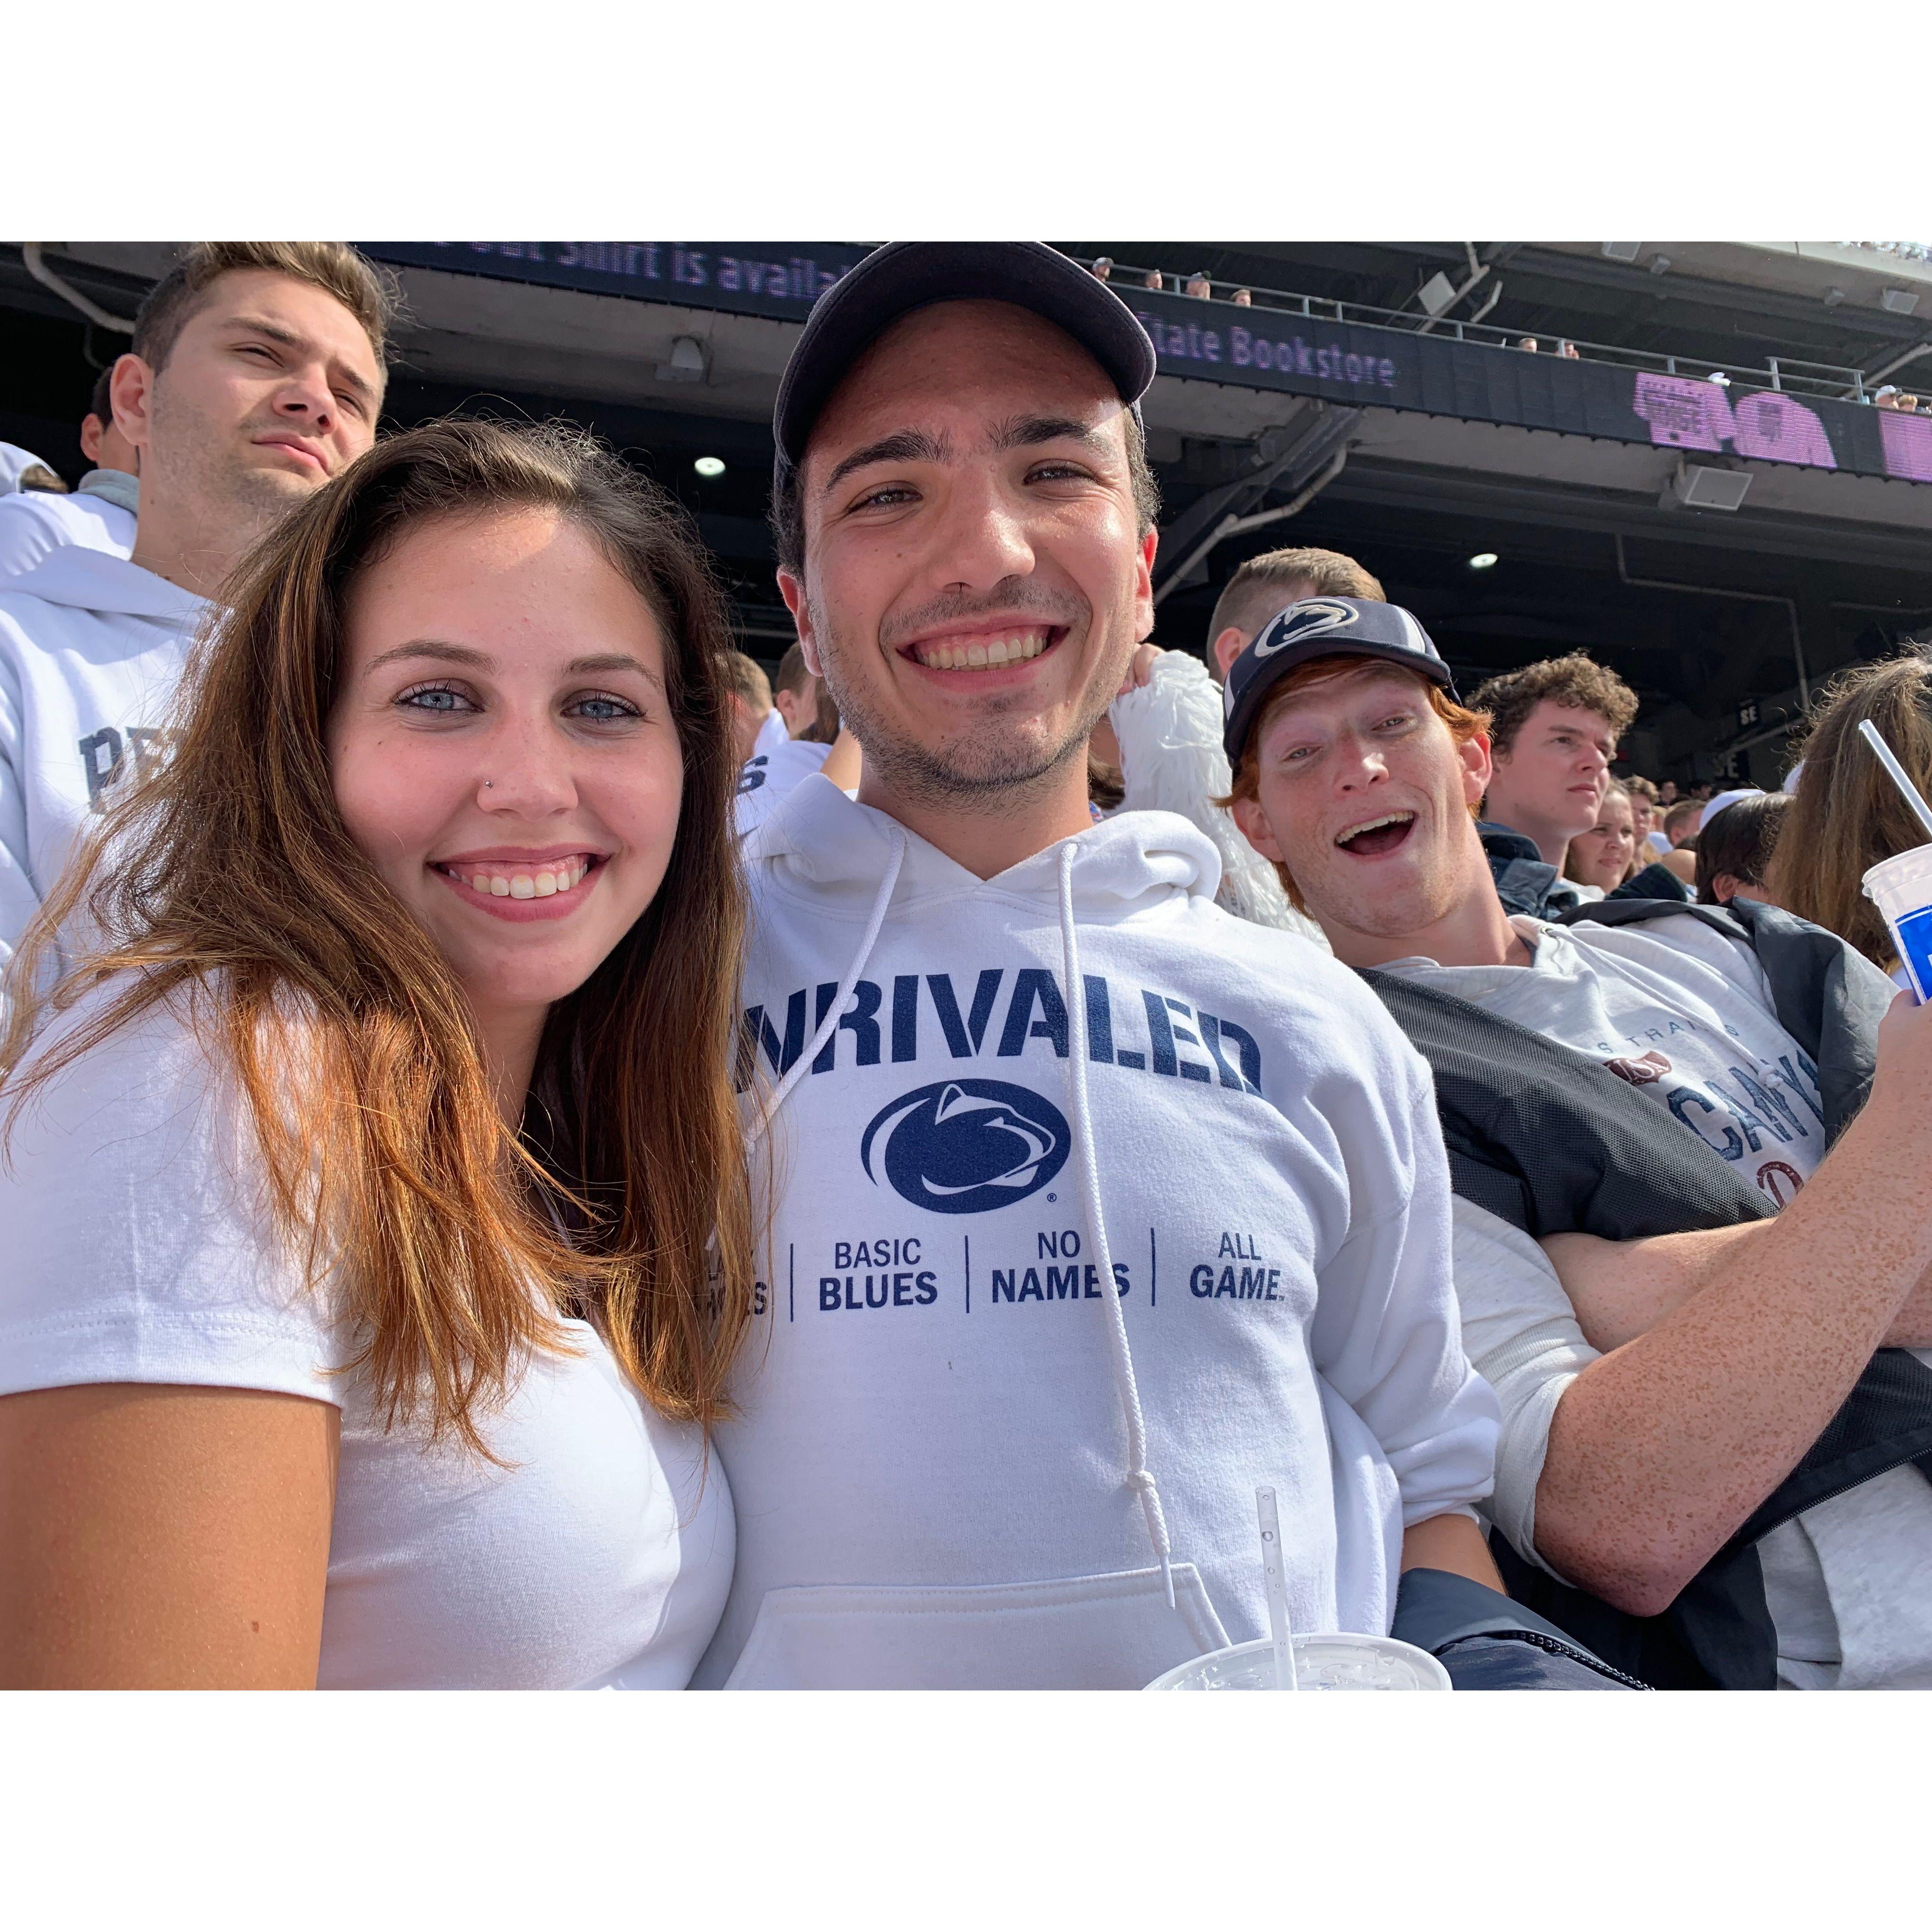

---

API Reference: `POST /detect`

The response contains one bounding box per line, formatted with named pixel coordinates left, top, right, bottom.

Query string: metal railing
left=1095, top=259, right=1880, bottom=404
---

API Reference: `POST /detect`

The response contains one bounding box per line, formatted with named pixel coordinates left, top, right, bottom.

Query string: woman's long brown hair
left=1, top=418, right=754, bottom=1452
left=1772, top=644, right=1932, bottom=969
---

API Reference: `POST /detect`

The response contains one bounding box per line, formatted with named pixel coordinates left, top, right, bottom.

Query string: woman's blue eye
left=569, top=695, right=639, bottom=722
left=399, top=685, right=470, bottom=713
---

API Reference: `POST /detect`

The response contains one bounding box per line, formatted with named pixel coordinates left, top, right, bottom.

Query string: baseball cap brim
left=773, top=243, right=1157, bottom=478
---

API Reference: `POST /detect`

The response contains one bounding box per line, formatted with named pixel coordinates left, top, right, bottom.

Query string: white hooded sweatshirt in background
left=0, top=468, right=138, bottom=578
left=735, top=706, right=832, bottom=837
left=0, top=547, right=208, bottom=968
left=0, top=443, right=54, bottom=493
left=1106, top=647, right=1329, bottom=948
left=695, top=777, right=1497, bottom=1689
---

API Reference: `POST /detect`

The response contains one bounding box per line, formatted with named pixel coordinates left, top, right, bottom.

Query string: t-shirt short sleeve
left=0, top=988, right=348, bottom=1406
left=1450, top=1195, right=1597, bottom=1577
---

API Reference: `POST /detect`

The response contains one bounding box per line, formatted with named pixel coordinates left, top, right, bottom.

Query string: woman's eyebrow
left=361, top=644, right=663, bottom=693
left=568, top=653, right=665, bottom=690
left=364, top=641, right=491, bottom=673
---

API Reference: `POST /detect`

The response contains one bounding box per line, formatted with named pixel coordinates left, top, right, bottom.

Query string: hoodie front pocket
left=723, top=1563, right=1229, bottom=1690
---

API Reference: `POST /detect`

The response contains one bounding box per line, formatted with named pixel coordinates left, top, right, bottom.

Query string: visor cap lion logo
left=860, top=1079, right=1070, bottom=1215
left=1252, top=597, right=1362, bottom=659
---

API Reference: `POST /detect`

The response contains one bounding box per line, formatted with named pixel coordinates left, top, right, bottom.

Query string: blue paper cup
left=1863, top=845, right=1932, bottom=1000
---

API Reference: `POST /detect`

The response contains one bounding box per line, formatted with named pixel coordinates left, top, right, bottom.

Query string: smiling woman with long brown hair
left=0, top=418, right=754, bottom=1688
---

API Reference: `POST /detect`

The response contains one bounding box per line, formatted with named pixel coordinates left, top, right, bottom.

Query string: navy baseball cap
left=772, top=243, right=1158, bottom=491
left=1222, top=598, right=1459, bottom=763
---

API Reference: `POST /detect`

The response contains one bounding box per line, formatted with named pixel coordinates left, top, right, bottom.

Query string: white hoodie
left=0, top=548, right=209, bottom=969
left=1107, top=648, right=1329, bottom=948
left=0, top=469, right=138, bottom=578
left=736, top=706, right=832, bottom=837
left=694, top=777, right=1498, bottom=1689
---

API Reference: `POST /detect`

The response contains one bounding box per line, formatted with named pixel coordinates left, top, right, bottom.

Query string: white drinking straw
left=1255, top=1485, right=1299, bottom=1692
left=1858, top=720, right=1932, bottom=843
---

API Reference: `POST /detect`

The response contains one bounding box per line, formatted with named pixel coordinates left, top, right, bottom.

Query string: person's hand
left=1116, top=643, right=1162, bottom=697
left=1866, top=985, right=1932, bottom=1124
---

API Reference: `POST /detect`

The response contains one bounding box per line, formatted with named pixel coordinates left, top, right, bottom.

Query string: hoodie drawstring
left=1057, top=840, right=1177, bottom=1609
left=747, top=822, right=908, bottom=1151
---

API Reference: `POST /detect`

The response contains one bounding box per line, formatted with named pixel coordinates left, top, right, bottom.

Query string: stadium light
left=657, top=335, right=708, bottom=383
left=694, top=456, right=726, bottom=479
left=1468, top=552, right=1498, bottom=570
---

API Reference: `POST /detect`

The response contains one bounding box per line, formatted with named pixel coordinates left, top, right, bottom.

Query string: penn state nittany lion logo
left=1252, top=598, right=1361, bottom=658
left=860, top=1079, right=1070, bottom=1215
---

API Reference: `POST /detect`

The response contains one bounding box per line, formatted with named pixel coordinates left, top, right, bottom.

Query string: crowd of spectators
left=5, top=239, right=1932, bottom=1694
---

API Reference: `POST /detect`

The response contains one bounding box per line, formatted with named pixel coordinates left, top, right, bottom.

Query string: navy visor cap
left=772, top=243, right=1158, bottom=492
left=1222, top=598, right=1459, bottom=763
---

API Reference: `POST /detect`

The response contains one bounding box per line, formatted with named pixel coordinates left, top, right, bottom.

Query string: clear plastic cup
left=1862, top=844, right=1932, bottom=1000
left=1144, top=1633, right=1451, bottom=1691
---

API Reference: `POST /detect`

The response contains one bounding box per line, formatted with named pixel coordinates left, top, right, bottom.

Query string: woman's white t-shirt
left=0, top=987, right=733, bottom=1689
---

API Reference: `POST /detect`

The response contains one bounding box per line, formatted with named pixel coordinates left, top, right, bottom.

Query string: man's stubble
left=811, top=594, right=1129, bottom=816
left=146, top=380, right=324, bottom=559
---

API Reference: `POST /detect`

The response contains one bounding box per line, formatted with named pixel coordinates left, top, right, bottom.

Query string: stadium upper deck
left=4, top=240, right=1929, bottom=785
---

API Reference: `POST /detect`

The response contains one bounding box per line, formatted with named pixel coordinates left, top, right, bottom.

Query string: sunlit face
left=118, top=268, right=382, bottom=532
left=327, top=509, right=684, bottom=1033
left=1567, top=788, right=1638, bottom=891
left=1490, top=699, right=1615, bottom=841
left=1230, top=662, right=1491, bottom=943
left=781, top=299, right=1155, bottom=806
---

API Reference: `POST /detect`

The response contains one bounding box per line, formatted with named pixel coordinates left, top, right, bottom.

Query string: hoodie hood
left=747, top=771, right=1222, bottom=925
left=3, top=544, right=207, bottom=628
left=78, top=469, right=140, bottom=517
left=0, top=442, right=51, bottom=493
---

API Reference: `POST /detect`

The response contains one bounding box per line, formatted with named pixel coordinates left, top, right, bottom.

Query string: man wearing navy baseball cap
left=1222, top=597, right=1932, bottom=1690
left=679, top=242, right=1653, bottom=1694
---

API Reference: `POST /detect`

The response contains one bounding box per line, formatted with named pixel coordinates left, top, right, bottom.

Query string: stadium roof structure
left=5, top=239, right=1930, bottom=785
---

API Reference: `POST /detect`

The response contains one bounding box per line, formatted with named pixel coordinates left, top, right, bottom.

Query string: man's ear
left=1229, top=793, right=1286, bottom=865
left=1132, top=526, right=1157, bottom=643
left=1211, top=627, right=1248, bottom=681
left=1459, top=728, right=1493, bottom=810
left=776, top=569, right=822, bottom=678
left=109, top=353, right=155, bottom=456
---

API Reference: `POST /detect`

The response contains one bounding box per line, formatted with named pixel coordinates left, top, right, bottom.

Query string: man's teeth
left=1336, top=813, right=1414, bottom=846
left=441, top=857, right=594, bottom=898
left=913, top=631, right=1050, bottom=672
